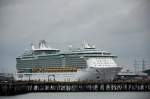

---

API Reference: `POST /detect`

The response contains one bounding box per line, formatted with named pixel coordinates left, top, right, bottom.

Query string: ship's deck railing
left=31, top=67, right=80, bottom=73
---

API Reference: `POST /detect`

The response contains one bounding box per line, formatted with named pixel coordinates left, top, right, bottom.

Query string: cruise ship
left=15, top=40, right=121, bottom=81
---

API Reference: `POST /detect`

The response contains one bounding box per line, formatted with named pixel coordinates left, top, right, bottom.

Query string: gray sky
left=0, top=0, right=150, bottom=73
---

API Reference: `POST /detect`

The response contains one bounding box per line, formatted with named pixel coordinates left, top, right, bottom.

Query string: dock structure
left=0, top=80, right=150, bottom=96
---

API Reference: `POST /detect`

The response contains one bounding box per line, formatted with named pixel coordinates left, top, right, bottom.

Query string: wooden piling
left=0, top=80, right=150, bottom=96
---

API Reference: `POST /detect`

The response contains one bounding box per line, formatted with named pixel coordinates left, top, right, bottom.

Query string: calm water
left=0, top=92, right=150, bottom=99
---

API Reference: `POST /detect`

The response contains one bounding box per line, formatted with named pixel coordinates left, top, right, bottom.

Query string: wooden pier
left=0, top=80, right=150, bottom=96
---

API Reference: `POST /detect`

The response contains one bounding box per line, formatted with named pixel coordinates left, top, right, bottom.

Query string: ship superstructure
left=15, top=40, right=121, bottom=81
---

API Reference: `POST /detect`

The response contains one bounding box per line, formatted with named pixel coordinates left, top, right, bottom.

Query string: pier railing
left=0, top=80, right=150, bottom=96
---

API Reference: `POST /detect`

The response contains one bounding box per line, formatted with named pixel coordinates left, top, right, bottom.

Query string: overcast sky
left=0, top=0, right=150, bottom=73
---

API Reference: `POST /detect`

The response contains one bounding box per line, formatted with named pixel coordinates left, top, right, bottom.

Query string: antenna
left=142, top=59, right=145, bottom=71
left=134, top=59, right=137, bottom=74
left=134, top=58, right=146, bottom=73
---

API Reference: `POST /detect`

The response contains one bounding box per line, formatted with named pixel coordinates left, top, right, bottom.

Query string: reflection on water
left=0, top=92, right=150, bottom=99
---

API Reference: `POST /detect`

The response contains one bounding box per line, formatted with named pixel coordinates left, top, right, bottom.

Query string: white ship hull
left=75, top=67, right=121, bottom=81
left=15, top=67, right=121, bottom=81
